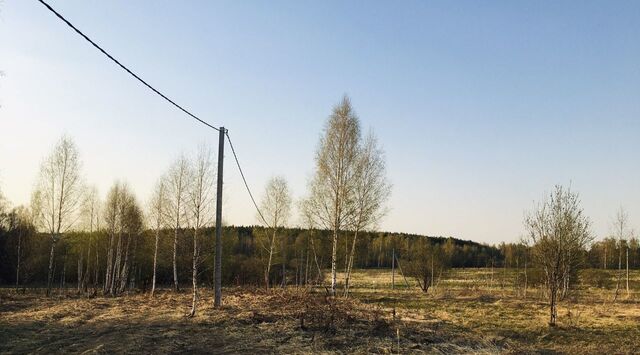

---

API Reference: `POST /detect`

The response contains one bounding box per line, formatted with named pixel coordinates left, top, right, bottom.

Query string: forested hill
left=0, top=223, right=500, bottom=286
left=223, top=225, right=499, bottom=268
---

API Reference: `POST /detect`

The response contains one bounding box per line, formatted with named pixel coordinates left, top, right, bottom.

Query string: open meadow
left=1, top=268, right=638, bottom=354
left=343, top=268, right=640, bottom=354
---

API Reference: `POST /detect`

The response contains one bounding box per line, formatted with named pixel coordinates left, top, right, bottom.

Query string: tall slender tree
left=612, top=207, right=631, bottom=301
left=103, top=182, right=123, bottom=294
left=102, top=182, right=142, bottom=296
left=187, top=146, right=214, bottom=316
left=166, top=156, right=190, bottom=292
left=306, top=96, right=361, bottom=296
left=627, top=237, right=631, bottom=298
left=299, top=199, right=324, bottom=286
left=259, top=176, right=292, bottom=290
left=9, top=206, right=33, bottom=290
left=148, top=177, right=168, bottom=297
left=79, top=186, right=100, bottom=292
left=117, top=193, right=143, bottom=294
left=31, top=136, right=84, bottom=297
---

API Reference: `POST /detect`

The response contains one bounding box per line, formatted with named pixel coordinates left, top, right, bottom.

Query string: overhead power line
left=225, top=131, right=271, bottom=229
left=36, top=0, right=220, bottom=132
left=38, top=0, right=269, bottom=230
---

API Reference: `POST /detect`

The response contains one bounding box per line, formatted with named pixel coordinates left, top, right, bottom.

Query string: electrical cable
left=36, top=0, right=220, bottom=132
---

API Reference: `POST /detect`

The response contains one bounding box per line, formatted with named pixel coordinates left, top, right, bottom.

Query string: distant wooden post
left=627, top=246, right=630, bottom=298
left=392, top=248, right=395, bottom=290
left=214, top=127, right=225, bottom=308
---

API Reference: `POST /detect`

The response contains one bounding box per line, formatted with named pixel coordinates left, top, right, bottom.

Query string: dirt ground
left=1, top=269, right=639, bottom=354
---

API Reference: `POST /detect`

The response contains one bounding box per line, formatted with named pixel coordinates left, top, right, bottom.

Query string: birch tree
left=10, top=206, right=33, bottom=290
left=31, top=136, right=84, bottom=297
left=612, top=207, right=631, bottom=301
left=187, top=146, right=214, bottom=316
left=343, top=132, right=390, bottom=297
left=79, top=186, right=100, bottom=292
left=105, top=182, right=127, bottom=295
left=306, top=96, right=360, bottom=296
left=103, top=182, right=142, bottom=295
left=103, top=182, right=123, bottom=294
left=166, top=156, right=190, bottom=292
left=299, top=198, right=324, bottom=286
left=627, top=232, right=634, bottom=297
left=525, top=185, right=591, bottom=326
left=259, top=176, right=292, bottom=290
left=148, top=177, right=168, bottom=297
left=117, top=194, right=143, bottom=294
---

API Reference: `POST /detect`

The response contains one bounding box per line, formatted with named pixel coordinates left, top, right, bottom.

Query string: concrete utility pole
left=214, top=127, right=225, bottom=308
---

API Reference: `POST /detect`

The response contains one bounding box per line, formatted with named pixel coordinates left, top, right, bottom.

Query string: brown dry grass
left=0, top=286, right=502, bottom=354
left=343, top=269, right=640, bottom=354
left=1, top=268, right=638, bottom=354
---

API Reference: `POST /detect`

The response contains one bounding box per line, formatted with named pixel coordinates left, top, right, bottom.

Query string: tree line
left=0, top=221, right=500, bottom=290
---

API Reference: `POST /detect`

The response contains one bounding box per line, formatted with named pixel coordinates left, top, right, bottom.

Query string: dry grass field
left=343, top=268, right=640, bottom=354
left=1, top=268, right=639, bottom=354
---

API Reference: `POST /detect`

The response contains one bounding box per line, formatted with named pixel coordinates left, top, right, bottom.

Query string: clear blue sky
left=1, top=0, right=639, bottom=244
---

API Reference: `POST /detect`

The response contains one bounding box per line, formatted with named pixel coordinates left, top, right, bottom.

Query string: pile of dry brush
left=228, top=287, right=390, bottom=335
